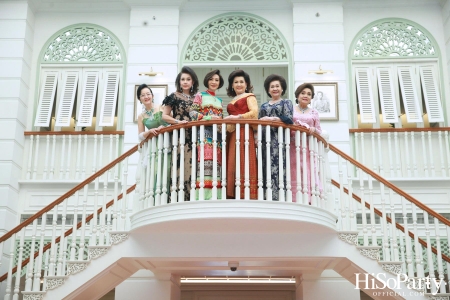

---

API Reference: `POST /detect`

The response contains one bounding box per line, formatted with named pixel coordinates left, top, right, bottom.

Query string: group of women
left=137, top=67, right=322, bottom=202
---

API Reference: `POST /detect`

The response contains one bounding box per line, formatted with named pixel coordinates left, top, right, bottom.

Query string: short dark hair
left=137, top=83, right=153, bottom=102
left=226, top=69, right=254, bottom=97
left=264, top=74, right=287, bottom=98
left=175, top=66, right=199, bottom=96
left=203, top=69, right=224, bottom=89
left=294, top=83, right=315, bottom=103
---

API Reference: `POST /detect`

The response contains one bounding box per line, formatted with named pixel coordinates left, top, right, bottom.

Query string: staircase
left=0, top=120, right=449, bottom=300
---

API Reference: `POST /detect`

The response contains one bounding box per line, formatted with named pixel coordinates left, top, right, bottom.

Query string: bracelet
left=175, top=119, right=179, bottom=124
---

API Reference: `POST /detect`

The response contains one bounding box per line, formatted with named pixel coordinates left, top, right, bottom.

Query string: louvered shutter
left=419, top=66, right=444, bottom=122
left=55, top=71, right=79, bottom=127
left=355, top=68, right=376, bottom=123
left=34, top=72, right=58, bottom=127
left=76, top=72, right=99, bottom=127
left=397, top=67, right=422, bottom=123
left=377, top=68, right=399, bottom=123
left=98, top=71, right=119, bottom=127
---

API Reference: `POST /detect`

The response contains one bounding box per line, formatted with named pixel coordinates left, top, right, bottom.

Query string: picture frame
left=134, top=84, right=168, bottom=122
left=310, top=82, right=339, bottom=121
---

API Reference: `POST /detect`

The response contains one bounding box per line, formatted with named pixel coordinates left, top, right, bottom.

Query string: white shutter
left=355, top=67, right=376, bottom=123
left=397, top=67, right=422, bottom=123
left=55, top=71, right=79, bottom=127
left=98, top=71, right=119, bottom=127
left=34, top=72, right=58, bottom=127
left=419, top=66, right=444, bottom=122
left=377, top=68, right=399, bottom=123
left=76, top=72, right=99, bottom=127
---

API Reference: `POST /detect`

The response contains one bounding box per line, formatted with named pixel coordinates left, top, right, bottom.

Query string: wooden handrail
left=331, top=180, right=450, bottom=264
left=349, top=127, right=450, bottom=133
left=0, top=184, right=136, bottom=282
left=24, top=131, right=125, bottom=136
left=329, top=144, right=450, bottom=228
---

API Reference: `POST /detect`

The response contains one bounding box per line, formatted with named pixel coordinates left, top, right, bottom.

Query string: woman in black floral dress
left=162, top=66, right=199, bottom=202
left=258, top=74, right=293, bottom=201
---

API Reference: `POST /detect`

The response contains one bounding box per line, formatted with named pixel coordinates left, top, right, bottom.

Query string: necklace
left=145, top=107, right=154, bottom=117
left=181, top=92, right=191, bottom=100
left=299, top=105, right=308, bottom=114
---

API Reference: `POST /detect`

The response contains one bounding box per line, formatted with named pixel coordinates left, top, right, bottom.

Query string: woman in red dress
left=224, top=70, right=259, bottom=199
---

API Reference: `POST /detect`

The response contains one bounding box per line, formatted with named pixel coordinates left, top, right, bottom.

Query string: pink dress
left=290, top=108, right=322, bottom=203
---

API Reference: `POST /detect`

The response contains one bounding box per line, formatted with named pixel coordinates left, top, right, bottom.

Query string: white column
left=116, top=270, right=181, bottom=300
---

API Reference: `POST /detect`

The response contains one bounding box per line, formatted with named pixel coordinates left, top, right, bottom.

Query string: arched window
left=350, top=19, right=444, bottom=128
left=34, top=24, right=125, bottom=131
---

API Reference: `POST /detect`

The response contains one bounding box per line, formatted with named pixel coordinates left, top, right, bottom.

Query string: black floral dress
left=162, top=93, right=193, bottom=202
left=258, top=99, right=294, bottom=201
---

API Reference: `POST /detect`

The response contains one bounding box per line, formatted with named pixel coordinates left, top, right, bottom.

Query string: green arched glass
left=183, top=14, right=288, bottom=62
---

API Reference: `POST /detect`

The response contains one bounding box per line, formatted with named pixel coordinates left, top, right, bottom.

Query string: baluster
left=257, top=125, right=264, bottom=200
left=346, top=160, right=355, bottom=230
left=295, top=131, right=301, bottom=203
left=112, top=159, right=120, bottom=231
left=309, top=135, right=317, bottom=205
left=400, top=197, right=414, bottom=278
left=12, top=230, right=25, bottom=300
left=199, top=125, right=205, bottom=201
left=154, top=134, right=163, bottom=206
left=354, top=133, right=359, bottom=176
left=318, top=140, right=326, bottom=207
left=221, top=124, right=227, bottom=200
left=78, top=184, right=89, bottom=260
left=75, top=135, right=82, bottom=179
left=190, top=126, right=197, bottom=201
left=121, top=157, right=129, bottom=231
left=337, top=156, right=346, bottom=230
left=49, top=135, right=56, bottom=179
left=43, top=251, right=49, bottom=291
left=360, top=132, right=365, bottom=165
left=212, top=124, right=218, bottom=200
left=66, top=135, right=72, bottom=179
left=99, top=172, right=108, bottom=246
left=377, top=132, right=384, bottom=176
left=32, top=135, right=40, bottom=179
left=379, top=183, right=390, bottom=261
left=161, top=131, right=170, bottom=204
left=434, top=218, right=446, bottom=293
left=70, top=192, right=79, bottom=261
left=170, top=130, right=179, bottom=202
left=277, top=126, right=285, bottom=202
left=264, top=125, right=272, bottom=201
left=445, top=131, right=450, bottom=177
left=411, top=205, right=424, bottom=278
left=285, top=128, right=292, bottom=203
left=82, top=135, right=88, bottom=178
left=90, top=178, right=100, bottom=246
left=59, top=135, right=66, bottom=179
left=92, top=135, right=98, bottom=174
left=134, top=144, right=142, bottom=212
left=411, top=132, right=418, bottom=177
left=178, top=127, right=186, bottom=202
left=438, top=131, right=446, bottom=177
left=371, top=132, right=377, bottom=173
left=301, top=131, right=308, bottom=204
left=98, top=134, right=104, bottom=174
left=244, top=124, right=250, bottom=200
left=25, top=220, right=38, bottom=291
left=234, top=123, right=241, bottom=200
left=359, top=168, right=368, bottom=246
left=57, top=199, right=68, bottom=275
left=148, top=137, right=157, bottom=206
left=421, top=131, right=429, bottom=177
left=141, top=142, right=149, bottom=209
left=428, top=131, right=435, bottom=177
left=393, top=132, right=401, bottom=177
left=387, top=132, right=394, bottom=177
left=43, top=135, right=51, bottom=180
left=367, top=176, right=377, bottom=246
left=108, top=134, right=113, bottom=181
left=398, top=234, right=406, bottom=274
left=34, top=212, right=47, bottom=291
left=48, top=205, right=59, bottom=276
left=404, top=132, right=411, bottom=177
left=26, top=135, right=34, bottom=179
left=424, top=211, right=437, bottom=294
left=4, top=233, right=16, bottom=299
left=388, top=189, right=399, bottom=261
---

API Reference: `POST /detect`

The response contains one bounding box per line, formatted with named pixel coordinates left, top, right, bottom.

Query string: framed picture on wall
left=310, top=82, right=339, bottom=121
left=134, top=84, right=168, bottom=122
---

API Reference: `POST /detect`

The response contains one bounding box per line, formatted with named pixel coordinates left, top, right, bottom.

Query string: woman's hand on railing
left=259, top=116, right=280, bottom=122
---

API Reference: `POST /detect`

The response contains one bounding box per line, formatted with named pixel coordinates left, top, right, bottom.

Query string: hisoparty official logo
left=355, top=273, right=446, bottom=297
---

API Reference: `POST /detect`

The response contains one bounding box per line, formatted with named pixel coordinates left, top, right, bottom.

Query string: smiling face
left=208, top=74, right=220, bottom=92
left=298, top=88, right=312, bottom=108
left=179, top=73, right=193, bottom=93
left=232, top=76, right=247, bottom=95
left=268, top=80, right=282, bottom=100
left=139, top=87, right=153, bottom=108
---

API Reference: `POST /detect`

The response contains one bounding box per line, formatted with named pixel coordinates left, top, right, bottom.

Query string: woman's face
left=139, top=88, right=153, bottom=106
left=298, top=88, right=312, bottom=107
left=208, top=74, right=220, bottom=92
left=180, top=73, right=193, bottom=92
left=232, top=76, right=247, bottom=95
left=268, top=80, right=282, bottom=99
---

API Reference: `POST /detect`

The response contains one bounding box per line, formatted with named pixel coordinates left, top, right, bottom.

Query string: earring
left=245, top=88, right=248, bottom=92
left=232, top=88, right=234, bottom=92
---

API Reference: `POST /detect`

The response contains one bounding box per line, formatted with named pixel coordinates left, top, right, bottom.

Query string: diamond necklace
left=299, top=105, right=308, bottom=113
left=181, top=92, right=191, bottom=100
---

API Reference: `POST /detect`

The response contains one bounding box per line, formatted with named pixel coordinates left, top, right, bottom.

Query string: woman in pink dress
left=290, top=83, right=322, bottom=204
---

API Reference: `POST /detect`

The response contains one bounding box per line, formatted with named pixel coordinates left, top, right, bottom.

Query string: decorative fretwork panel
left=42, top=26, right=122, bottom=62
left=352, top=19, right=437, bottom=58
left=184, top=15, right=288, bottom=62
